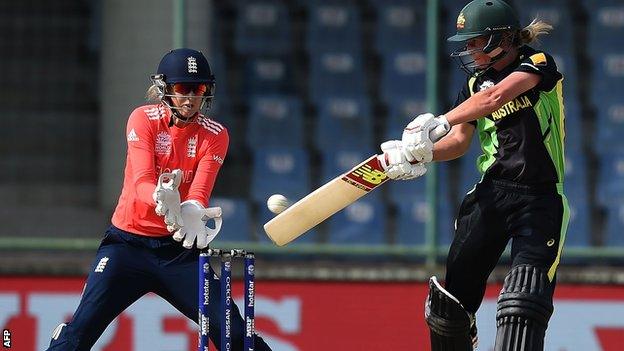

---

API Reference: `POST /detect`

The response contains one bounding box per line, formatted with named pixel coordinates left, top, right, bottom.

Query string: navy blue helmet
left=150, top=48, right=216, bottom=121
left=156, top=48, right=216, bottom=85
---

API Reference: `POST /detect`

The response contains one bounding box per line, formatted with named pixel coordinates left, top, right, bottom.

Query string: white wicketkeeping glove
left=402, top=113, right=450, bottom=163
left=172, top=200, right=223, bottom=249
left=379, top=140, right=427, bottom=180
left=153, top=169, right=184, bottom=232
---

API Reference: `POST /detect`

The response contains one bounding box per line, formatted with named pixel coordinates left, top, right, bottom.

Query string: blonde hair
left=518, top=18, right=553, bottom=45
left=145, top=84, right=162, bottom=101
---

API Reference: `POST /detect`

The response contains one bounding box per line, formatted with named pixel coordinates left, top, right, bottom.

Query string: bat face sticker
left=342, top=157, right=388, bottom=191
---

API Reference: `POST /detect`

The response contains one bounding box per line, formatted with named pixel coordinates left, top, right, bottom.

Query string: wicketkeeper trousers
left=46, top=225, right=271, bottom=351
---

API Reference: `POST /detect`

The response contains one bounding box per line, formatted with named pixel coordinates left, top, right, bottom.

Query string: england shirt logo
left=94, top=257, right=109, bottom=273
left=155, top=132, right=172, bottom=155
left=188, top=57, right=198, bottom=73
left=187, top=135, right=198, bottom=158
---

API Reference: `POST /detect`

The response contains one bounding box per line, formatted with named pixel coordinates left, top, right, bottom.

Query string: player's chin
left=179, top=108, right=199, bottom=119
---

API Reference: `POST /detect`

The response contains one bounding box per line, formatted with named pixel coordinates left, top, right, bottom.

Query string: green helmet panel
left=448, top=0, right=520, bottom=42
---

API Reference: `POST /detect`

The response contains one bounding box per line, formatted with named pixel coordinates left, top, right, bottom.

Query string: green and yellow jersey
left=454, top=45, right=566, bottom=185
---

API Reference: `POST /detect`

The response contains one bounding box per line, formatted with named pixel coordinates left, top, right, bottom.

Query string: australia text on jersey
left=491, top=95, right=533, bottom=120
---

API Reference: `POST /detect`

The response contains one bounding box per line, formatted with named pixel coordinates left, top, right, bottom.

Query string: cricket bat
left=263, top=124, right=449, bottom=246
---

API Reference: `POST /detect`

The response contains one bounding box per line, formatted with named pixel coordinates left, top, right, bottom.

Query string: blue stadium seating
left=326, top=199, right=386, bottom=245
left=372, top=1, right=427, bottom=54
left=244, top=56, right=294, bottom=96
left=564, top=101, right=582, bottom=152
left=564, top=194, right=591, bottom=247
left=309, top=51, right=367, bottom=102
left=387, top=173, right=426, bottom=206
left=597, top=150, right=624, bottom=206
left=256, top=206, right=319, bottom=244
left=295, top=0, right=353, bottom=4
left=516, top=0, right=574, bottom=54
left=564, top=149, right=591, bottom=247
left=447, top=68, right=469, bottom=106
left=246, top=95, right=304, bottom=148
left=442, top=0, right=469, bottom=56
left=585, top=0, right=624, bottom=54
left=595, top=97, right=624, bottom=152
left=315, top=96, right=373, bottom=149
left=437, top=163, right=460, bottom=246
left=320, top=148, right=374, bottom=182
left=208, top=98, right=248, bottom=158
left=437, top=195, right=455, bottom=246
left=388, top=163, right=452, bottom=206
left=395, top=195, right=455, bottom=246
left=380, top=50, right=427, bottom=103
left=207, top=97, right=231, bottom=130
left=603, top=203, right=624, bottom=246
left=306, top=2, right=361, bottom=53
left=384, top=97, right=427, bottom=141
left=235, top=1, right=292, bottom=55
left=591, top=53, right=624, bottom=104
left=251, top=148, right=310, bottom=203
left=209, top=198, right=254, bottom=243
left=565, top=151, right=589, bottom=201
left=208, top=52, right=227, bottom=102
left=395, top=197, right=428, bottom=245
left=368, top=0, right=415, bottom=6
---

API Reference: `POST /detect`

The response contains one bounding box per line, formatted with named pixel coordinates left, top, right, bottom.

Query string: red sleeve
left=185, top=128, right=229, bottom=206
left=126, top=108, right=158, bottom=204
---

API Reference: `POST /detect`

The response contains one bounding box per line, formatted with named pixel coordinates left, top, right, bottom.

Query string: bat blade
left=263, top=155, right=389, bottom=246
left=263, top=123, right=450, bottom=246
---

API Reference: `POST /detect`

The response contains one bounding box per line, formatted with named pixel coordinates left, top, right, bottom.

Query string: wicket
left=199, top=248, right=255, bottom=351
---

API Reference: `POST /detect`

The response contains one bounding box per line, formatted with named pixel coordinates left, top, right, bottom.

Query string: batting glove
left=402, top=113, right=450, bottom=163
left=153, top=169, right=184, bottom=232
left=173, top=200, right=223, bottom=249
left=379, top=140, right=427, bottom=180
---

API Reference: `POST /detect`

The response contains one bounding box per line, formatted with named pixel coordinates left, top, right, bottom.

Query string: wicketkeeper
left=46, top=48, right=272, bottom=351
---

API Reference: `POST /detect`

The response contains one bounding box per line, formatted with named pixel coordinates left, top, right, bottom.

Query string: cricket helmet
left=448, top=0, right=520, bottom=75
left=150, top=48, right=216, bottom=122
left=156, top=48, right=216, bottom=84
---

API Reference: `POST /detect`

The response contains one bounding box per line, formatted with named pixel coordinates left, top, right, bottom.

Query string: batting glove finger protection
left=380, top=140, right=428, bottom=180
left=402, top=113, right=450, bottom=163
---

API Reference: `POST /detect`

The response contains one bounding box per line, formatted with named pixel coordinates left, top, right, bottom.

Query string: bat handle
left=379, top=122, right=451, bottom=166
left=430, top=122, right=450, bottom=142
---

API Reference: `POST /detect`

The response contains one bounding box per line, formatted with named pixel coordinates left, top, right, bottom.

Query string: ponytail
left=518, top=18, right=553, bottom=45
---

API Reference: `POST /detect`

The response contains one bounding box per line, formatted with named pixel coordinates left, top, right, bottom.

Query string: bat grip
left=430, top=123, right=450, bottom=142
left=379, top=122, right=451, bottom=166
